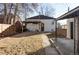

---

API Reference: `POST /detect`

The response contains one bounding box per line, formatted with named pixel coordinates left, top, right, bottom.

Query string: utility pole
left=68, top=7, right=70, bottom=12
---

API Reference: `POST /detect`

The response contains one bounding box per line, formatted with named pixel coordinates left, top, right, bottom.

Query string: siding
left=67, top=17, right=78, bottom=40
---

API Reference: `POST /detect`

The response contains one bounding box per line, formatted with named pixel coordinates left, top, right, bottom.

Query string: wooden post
left=73, top=18, right=76, bottom=54
left=39, top=23, right=41, bottom=32
left=22, top=23, right=23, bottom=33
left=55, top=20, right=57, bottom=42
left=77, top=17, right=79, bottom=54
left=25, top=22, right=27, bottom=31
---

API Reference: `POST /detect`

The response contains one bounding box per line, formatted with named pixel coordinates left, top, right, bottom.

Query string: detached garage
left=23, top=15, right=56, bottom=32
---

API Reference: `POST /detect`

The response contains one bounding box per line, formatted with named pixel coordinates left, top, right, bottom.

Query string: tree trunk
left=13, top=3, right=18, bottom=24
left=13, top=4, right=23, bottom=33
left=8, top=4, right=13, bottom=24
left=4, top=3, right=7, bottom=24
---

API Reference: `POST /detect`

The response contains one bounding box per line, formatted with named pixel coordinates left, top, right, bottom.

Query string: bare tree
left=1, top=3, right=38, bottom=32
left=8, top=3, right=14, bottom=24
left=13, top=3, right=18, bottom=23
left=35, top=4, right=55, bottom=17
left=3, top=3, right=13, bottom=24
left=3, top=3, right=8, bottom=23
left=13, top=3, right=38, bottom=32
left=18, top=3, right=38, bottom=20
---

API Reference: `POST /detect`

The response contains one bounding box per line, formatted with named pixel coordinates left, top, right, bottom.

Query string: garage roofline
left=57, top=6, right=79, bottom=20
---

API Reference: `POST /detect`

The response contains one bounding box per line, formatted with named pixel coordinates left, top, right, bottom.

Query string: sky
left=50, top=3, right=79, bottom=25
left=27, top=3, right=79, bottom=25
left=51, top=3, right=79, bottom=18
left=1, top=0, right=79, bottom=3
left=30, top=3, right=79, bottom=25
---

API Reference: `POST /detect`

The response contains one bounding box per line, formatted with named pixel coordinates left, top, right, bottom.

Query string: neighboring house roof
left=27, top=15, right=55, bottom=20
left=57, top=6, right=79, bottom=20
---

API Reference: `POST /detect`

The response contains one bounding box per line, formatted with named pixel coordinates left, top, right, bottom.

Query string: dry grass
left=0, top=34, right=48, bottom=55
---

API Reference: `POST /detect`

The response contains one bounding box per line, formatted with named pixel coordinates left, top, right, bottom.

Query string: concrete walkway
left=45, top=46, right=58, bottom=55
left=42, top=36, right=58, bottom=55
left=56, top=38, right=74, bottom=55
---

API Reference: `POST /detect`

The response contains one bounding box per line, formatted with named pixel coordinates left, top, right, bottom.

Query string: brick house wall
left=0, top=21, right=22, bottom=37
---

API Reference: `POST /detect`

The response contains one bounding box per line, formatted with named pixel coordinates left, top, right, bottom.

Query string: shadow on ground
left=9, top=32, right=52, bottom=38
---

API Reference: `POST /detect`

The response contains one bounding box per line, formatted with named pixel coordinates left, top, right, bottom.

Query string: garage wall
left=27, top=23, right=40, bottom=32
left=26, top=19, right=55, bottom=32
left=67, top=18, right=74, bottom=39
left=67, top=17, right=78, bottom=40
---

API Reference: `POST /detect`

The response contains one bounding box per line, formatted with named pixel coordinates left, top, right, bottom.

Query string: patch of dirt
left=0, top=33, right=49, bottom=55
